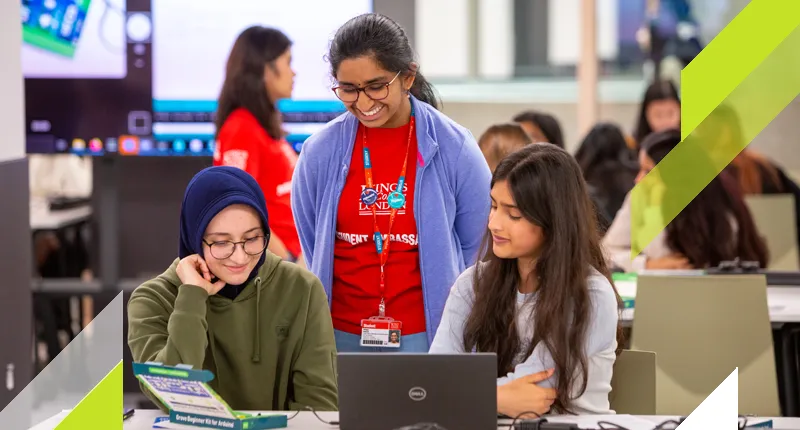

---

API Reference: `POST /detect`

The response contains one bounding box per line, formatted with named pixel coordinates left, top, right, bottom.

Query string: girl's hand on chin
left=177, top=254, right=227, bottom=295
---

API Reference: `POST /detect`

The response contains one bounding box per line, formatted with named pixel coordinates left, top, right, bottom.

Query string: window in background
left=510, top=0, right=742, bottom=80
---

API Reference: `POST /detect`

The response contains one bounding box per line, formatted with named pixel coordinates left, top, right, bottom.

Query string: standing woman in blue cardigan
left=291, top=13, right=491, bottom=353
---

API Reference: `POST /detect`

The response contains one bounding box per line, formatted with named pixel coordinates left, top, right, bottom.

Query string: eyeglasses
left=202, top=236, right=268, bottom=260
left=331, top=71, right=402, bottom=103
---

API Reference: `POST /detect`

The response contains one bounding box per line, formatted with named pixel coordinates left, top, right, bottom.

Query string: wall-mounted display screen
left=23, top=0, right=372, bottom=156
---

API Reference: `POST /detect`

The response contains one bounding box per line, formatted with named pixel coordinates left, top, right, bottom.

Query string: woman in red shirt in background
left=213, top=26, right=304, bottom=267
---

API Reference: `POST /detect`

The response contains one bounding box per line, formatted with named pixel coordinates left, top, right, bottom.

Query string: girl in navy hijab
left=128, top=166, right=338, bottom=411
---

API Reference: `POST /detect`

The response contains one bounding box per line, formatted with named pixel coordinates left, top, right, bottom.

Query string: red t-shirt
left=331, top=121, right=426, bottom=336
left=213, top=108, right=302, bottom=257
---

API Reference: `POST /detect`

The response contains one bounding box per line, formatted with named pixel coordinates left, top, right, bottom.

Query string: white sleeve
left=428, top=267, right=477, bottom=354
left=602, top=192, right=648, bottom=272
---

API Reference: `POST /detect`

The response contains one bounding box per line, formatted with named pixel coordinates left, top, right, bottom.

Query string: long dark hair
left=633, top=80, right=680, bottom=145
left=463, top=144, right=623, bottom=414
left=575, top=122, right=638, bottom=178
left=215, top=26, right=292, bottom=140
left=575, top=123, right=639, bottom=228
left=512, top=111, right=565, bottom=148
left=328, top=13, right=440, bottom=110
left=641, top=129, right=769, bottom=268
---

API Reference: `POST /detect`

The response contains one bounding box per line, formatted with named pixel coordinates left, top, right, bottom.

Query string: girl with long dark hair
left=603, top=129, right=769, bottom=271
left=291, top=14, right=491, bottom=353
left=704, top=105, right=800, bottom=252
left=430, top=144, right=623, bottom=416
left=214, top=26, right=304, bottom=267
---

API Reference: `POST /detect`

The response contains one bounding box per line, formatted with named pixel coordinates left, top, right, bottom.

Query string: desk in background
left=29, top=201, right=92, bottom=232
left=613, top=278, right=800, bottom=324
left=612, top=273, right=800, bottom=417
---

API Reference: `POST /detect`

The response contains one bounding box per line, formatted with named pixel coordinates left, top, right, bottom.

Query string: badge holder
left=360, top=314, right=403, bottom=348
left=133, top=362, right=288, bottom=429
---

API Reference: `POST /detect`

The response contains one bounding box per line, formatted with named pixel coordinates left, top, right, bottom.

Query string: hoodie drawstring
left=208, top=312, right=221, bottom=388
left=252, top=277, right=262, bottom=363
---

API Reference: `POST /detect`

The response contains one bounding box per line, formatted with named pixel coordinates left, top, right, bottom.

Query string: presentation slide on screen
left=21, top=0, right=127, bottom=79
left=151, top=0, right=372, bottom=110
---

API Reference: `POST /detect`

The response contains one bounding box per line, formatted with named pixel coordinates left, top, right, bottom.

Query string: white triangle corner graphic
left=678, top=367, right=738, bottom=429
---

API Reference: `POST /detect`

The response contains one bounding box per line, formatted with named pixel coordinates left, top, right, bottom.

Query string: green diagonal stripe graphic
left=630, top=0, right=800, bottom=259
left=54, top=361, right=123, bottom=430
left=680, top=0, right=800, bottom=141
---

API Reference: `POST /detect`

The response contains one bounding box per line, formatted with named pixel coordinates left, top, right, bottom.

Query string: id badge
left=360, top=317, right=402, bottom=348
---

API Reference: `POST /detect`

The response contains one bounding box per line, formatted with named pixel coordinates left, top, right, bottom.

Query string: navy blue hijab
left=179, top=166, right=270, bottom=299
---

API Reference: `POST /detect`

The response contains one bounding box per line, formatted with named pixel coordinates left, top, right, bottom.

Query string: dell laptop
left=337, top=353, right=497, bottom=430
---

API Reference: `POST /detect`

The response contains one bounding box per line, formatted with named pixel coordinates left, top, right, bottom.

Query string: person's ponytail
left=409, top=71, right=440, bottom=110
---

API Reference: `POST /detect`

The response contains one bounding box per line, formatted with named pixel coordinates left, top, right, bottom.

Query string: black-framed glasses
left=332, top=71, right=402, bottom=103
left=202, top=235, right=268, bottom=260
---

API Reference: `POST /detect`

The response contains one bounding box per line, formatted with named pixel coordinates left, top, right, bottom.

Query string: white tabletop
left=114, top=410, right=800, bottom=429
left=29, top=201, right=92, bottom=231
left=615, top=280, right=800, bottom=323
left=29, top=409, right=800, bottom=429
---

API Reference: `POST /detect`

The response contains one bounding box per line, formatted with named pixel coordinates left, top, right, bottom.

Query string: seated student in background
left=512, top=110, right=565, bottom=149
left=602, top=129, right=769, bottom=272
left=574, top=123, right=639, bottom=231
left=632, top=80, right=680, bottom=149
left=703, top=104, right=800, bottom=255
left=127, top=166, right=338, bottom=412
left=213, top=26, right=305, bottom=268
left=430, top=144, right=623, bottom=417
left=477, top=123, right=533, bottom=172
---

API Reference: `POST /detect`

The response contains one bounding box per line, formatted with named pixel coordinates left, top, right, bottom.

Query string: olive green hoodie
left=127, top=253, right=338, bottom=412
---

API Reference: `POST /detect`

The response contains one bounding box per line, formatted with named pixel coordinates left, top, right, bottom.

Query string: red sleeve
left=216, top=121, right=290, bottom=201
left=214, top=118, right=264, bottom=181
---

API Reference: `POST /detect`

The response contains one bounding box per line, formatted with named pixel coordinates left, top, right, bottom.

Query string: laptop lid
left=337, top=353, right=497, bottom=430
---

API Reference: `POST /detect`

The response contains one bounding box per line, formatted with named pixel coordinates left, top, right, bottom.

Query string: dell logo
left=408, top=387, right=427, bottom=401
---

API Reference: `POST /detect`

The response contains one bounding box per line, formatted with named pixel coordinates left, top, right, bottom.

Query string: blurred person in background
left=512, top=110, right=565, bottom=149
left=602, top=129, right=769, bottom=272
left=636, top=0, right=703, bottom=85
left=574, top=123, right=639, bottom=231
left=477, top=123, right=533, bottom=172
left=700, top=104, right=800, bottom=253
left=29, top=153, right=93, bottom=366
left=292, top=13, right=491, bottom=353
left=213, top=26, right=305, bottom=268
left=632, top=79, right=681, bottom=148
left=29, top=154, right=92, bottom=200
left=29, top=154, right=93, bottom=278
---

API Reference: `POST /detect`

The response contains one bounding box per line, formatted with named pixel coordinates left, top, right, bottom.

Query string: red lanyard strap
left=360, top=111, right=415, bottom=316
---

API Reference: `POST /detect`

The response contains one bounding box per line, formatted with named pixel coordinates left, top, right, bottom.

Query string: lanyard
left=361, top=108, right=415, bottom=317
